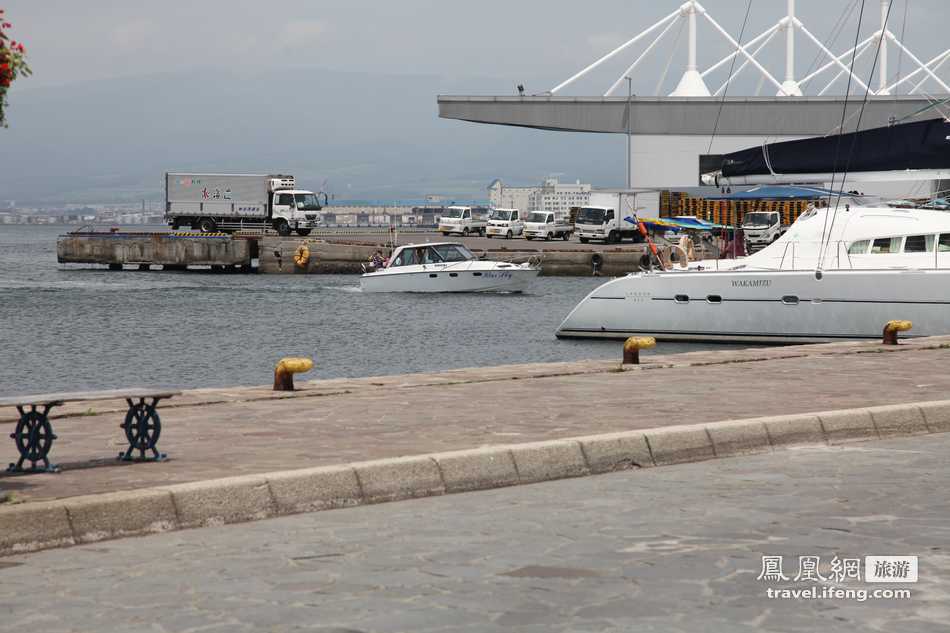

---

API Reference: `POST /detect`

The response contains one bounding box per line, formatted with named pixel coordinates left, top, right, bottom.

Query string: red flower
left=1, top=23, right=10, bottom=29
left=16, top=43, right=23, bottom=52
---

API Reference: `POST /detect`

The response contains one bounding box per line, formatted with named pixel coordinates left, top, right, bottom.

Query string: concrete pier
left=57, top=232, right=253, bottom=270
left=57, top=230, right=654, bottom=276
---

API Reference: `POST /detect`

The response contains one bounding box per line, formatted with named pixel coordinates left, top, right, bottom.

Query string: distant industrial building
left=489, top=177, right=591, bottom=214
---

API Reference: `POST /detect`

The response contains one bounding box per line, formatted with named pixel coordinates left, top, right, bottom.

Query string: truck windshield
left=489, top=210, right=513, bottom=221
left=443, top=209, right=464, bottom=219
left=295, top=194, right=323, bottom=211
left=576, top=208, right=606, bottom=224
left=742, top=212, right=778, bottom=227
left=527, top=213, right=549, bottom=223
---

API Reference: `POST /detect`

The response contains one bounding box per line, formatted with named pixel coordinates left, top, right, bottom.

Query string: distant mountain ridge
left=0, top=67, right=620, bottom=204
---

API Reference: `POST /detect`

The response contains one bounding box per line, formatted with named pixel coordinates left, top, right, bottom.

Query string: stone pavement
left=2, top=337, right=950, bottom=503
left=3, top=432, right=947, bottom=633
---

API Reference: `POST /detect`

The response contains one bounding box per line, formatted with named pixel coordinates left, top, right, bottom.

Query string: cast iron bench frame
left=0, top=389, right=180, bottom=473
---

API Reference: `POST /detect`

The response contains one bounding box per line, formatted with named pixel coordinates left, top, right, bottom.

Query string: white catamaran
left=557, top=118, right=950, bottom=343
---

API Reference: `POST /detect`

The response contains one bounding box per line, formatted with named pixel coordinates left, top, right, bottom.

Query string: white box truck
left=165, top=173, right=326, bottom=236
left=574, top=191, right=650, bottom=244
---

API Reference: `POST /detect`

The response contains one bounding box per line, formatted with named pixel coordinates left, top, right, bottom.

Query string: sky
left=1, top=0, right=948, bottom=203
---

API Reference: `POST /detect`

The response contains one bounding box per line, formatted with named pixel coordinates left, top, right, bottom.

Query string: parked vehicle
left=741, top=211, right=786, bottom=251
left=438, top=206, right=487, bottom=237
left=524, top=212, right=573, bottom=241
left=165, top=173, right=325, bottom=236
left=360, top=242, right=539, bottom=293
left=485, top=208, right=524, bottom=239
left=574, top=192, right=644, bottom=244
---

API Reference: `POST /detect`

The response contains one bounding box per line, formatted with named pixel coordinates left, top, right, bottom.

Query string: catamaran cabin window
left=939, top=234, right=950, bottom=252
left=903, top=235, right=934, bottom=253
left=847, top=240, right=870, bottom=255
left=870, top=237, right=901, bottom=254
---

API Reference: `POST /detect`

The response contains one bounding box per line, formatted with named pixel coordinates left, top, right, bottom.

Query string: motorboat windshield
left=387, top=243, right=476, bottom=268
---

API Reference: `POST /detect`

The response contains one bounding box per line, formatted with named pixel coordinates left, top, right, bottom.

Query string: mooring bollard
left=623, top=336, right=656, bottom=365
left=273, top=357, right=314, bottom=391
left=882, top=320, right=913, bottom=345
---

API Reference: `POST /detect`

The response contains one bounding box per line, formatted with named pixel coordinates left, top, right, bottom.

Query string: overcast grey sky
left=6, top=0, right=948, bottom=95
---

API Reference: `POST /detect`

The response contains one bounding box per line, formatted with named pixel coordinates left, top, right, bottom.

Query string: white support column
left=671, top=1, right=711, bottom=96
left=780, top=0, right=803, bottom=96
left=878, top=0, right=890, bottom=94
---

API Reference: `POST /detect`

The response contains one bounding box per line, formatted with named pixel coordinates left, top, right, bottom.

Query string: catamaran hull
left=556, top=269, right=950, bottom=343
left=361, top=268, right=539, bottom=293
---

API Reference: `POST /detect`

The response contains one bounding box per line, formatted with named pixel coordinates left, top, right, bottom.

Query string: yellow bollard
left=623, top=336, right=656, bottom=365
left=882, top=320, right=912, bottom=345
left=273, top=357, right=314, bottom=391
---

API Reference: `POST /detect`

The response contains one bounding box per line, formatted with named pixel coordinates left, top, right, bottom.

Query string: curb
left=2, top=399, right=949, bottom=556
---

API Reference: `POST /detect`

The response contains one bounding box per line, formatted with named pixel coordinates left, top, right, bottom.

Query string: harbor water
left=0, top=226, right=741, bottom=395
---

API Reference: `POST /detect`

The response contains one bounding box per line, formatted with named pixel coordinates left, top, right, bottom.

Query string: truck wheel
left=608, top=230, right=619, bottom=244
left=579, top=237, right=589, bottom=244
left=198, top=218, right=217, bottom=233
left=274, top=219, right=292, bottom=237
left=486, top=234, right=493, bottom=239
left=506, top=230, right=512, bottom=240
left=480, top=228, right=486, bottom=237
left=545, top=233, right=552, bottom=241
left=296, top=228, right=312, bottom=237
left=562, top=232, right=571, bottom=241
left=525, top=236, right=533, bottom=241
left=463, top=227, right=470, bottom=236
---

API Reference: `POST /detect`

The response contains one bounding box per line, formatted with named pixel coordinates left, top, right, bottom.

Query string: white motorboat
left=360, top=242, right=540, bottom=293
left=557, top=199, right=950, bottom=343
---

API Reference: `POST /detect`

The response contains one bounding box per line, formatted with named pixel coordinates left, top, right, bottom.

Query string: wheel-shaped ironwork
left=122, top=400, right=162, bottom=459
left=11, top=411, right=55, bottom=465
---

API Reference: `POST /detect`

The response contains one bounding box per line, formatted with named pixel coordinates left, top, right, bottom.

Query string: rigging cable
left=821, top=0, right=896, bottom=270
left=816, top=0, right=869, bottom=266
left=706, top=0, right=754, bottom=155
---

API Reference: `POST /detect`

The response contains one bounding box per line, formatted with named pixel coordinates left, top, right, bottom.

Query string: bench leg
left=8, top=404, right=60, bottom=474
left=119, top=398, right=168, bottom=462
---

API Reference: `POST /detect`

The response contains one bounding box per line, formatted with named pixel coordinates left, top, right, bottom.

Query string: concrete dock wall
left=259, top=236, right=646, bottom=276
left=57, top=232, right=648, bottom=276
left=57, top=233, right=251, bottom=269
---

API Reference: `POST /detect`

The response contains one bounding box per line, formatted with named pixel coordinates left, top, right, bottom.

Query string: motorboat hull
left=556, top=268, right=950, bottom=343
left=361, top=266, right=539, bottom=293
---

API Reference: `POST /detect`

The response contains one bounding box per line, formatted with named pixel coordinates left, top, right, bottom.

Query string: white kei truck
left=438, top=206, right=487, bottom=237
left=164, top=172, right=325, bottom=236
left=485, top=208, right=525, bottom=239
left=523, top=211, right=573, bottom=241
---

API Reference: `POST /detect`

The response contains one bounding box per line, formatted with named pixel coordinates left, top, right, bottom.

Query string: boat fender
left=591, top=253, right=604, bottom=276
left=293, top=243, right=311, bottom=268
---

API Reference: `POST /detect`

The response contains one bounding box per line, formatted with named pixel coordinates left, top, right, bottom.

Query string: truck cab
left=438, top=206, right=487, bottom=237
left=271, top=189, right=325, bottom=236
left=741, top=211, right=784, bottom=251
left=485, top=208, right=524, bottom=239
